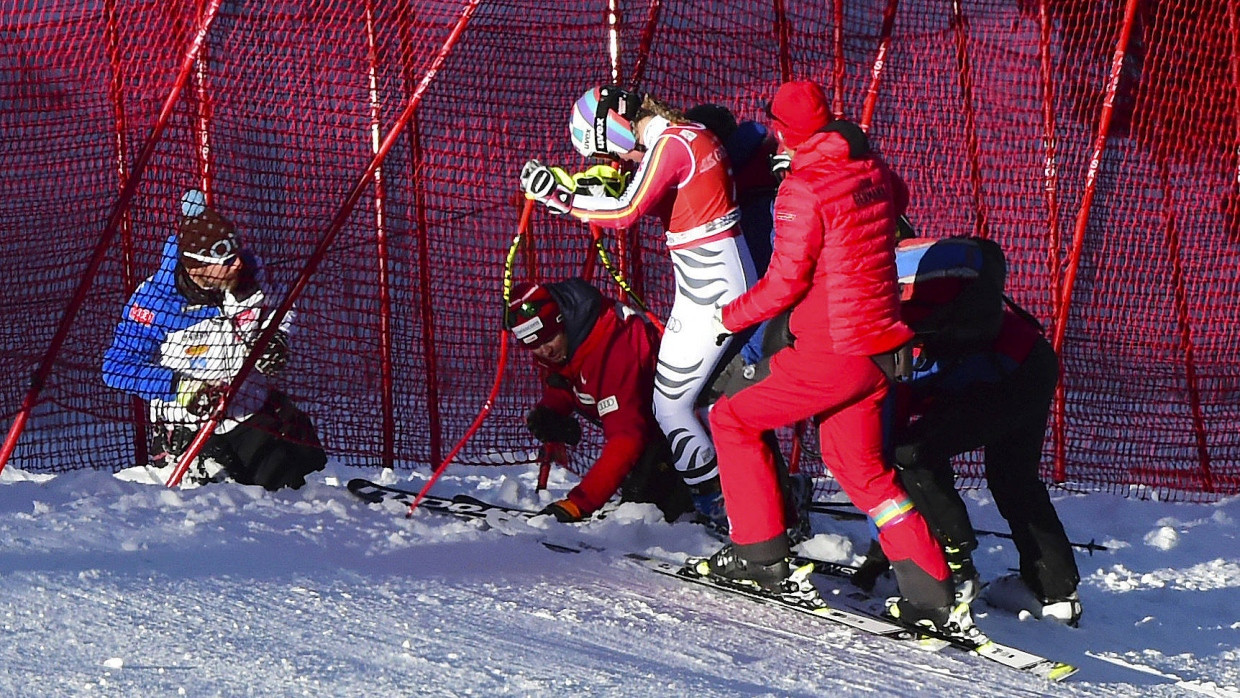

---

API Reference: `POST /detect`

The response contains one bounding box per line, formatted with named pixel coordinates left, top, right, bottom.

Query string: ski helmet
left=506, top=282, right=564, bottom=348
left=569, top=85, right=642, bottom=158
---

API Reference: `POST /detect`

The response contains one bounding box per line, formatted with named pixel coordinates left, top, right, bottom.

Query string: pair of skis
left=346, top=478, right=1077, bottom=681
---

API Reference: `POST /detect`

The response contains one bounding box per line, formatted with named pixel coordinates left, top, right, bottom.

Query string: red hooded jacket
left=722, top=129, right=913, bottom=356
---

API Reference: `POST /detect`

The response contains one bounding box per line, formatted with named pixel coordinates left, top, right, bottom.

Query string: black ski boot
left=850, top=538, right=891, bottom=592
left=945, top=545, right=983, bottom=604
left=884, top=597, right=988, bottom=645
left=696, top=543, right=791, bottom=592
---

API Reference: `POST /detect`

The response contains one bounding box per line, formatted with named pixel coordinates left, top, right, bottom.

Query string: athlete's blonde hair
left=637, top=94, right=689, bottom=125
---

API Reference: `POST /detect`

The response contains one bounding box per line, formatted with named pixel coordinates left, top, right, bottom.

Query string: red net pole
left=406, top=198, right=535, bottom=513
left=607, top=0, right=621, bottom=85
left=168, top=0, right=484, bottom=488
left=948, top=0, right=989, bottom=240
left=191, top=0, right=215, bottom=200
left=398, top=8, right=442, bottom=470
left=1225, top=0, right=1240, bottom=242
left=104, top=0, right=148, bottom=467
left=773, top=0, right=791, bottom=83
left=366, top=0, right=397, bottom=468
left=409, top=116, right=442, bottom=469
left=831, top=0, right=845, bottom=118
left=0, top=0, right=226, bottom=477
left=1159, top=159, right=1215, bottom=492
left=858, top=0, right=900, bottom=132
left=1038, top=0, right=1068, bottom=481
left=627, top=0, right=663, bottom=91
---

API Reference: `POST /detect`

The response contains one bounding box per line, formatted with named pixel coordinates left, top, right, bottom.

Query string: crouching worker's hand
left=539, top=498, right=587, bottom=523
left=526, top=405, right=582, bottom=446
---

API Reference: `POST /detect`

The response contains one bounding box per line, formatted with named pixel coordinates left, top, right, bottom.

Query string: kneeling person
left=102, top=190, right=326, bottom=490
left=508, top=279, right=694, bottom=523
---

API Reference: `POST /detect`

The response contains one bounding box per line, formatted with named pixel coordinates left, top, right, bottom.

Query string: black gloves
left=525, top=406, right=582, bottom=446
left=539, top=498, right=586, bottom=523
left=256, top=330, right=289, bottom=375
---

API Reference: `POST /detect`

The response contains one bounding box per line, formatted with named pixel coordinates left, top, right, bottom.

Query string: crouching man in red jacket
left=507, top=278, right=694, bottom=523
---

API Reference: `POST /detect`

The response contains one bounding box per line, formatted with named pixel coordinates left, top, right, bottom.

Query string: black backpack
left=894, top=236, right=1036, bottom=356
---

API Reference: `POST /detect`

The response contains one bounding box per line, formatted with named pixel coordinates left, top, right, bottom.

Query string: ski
left=348, top=478, right=540, bottom=523
left=787, top=552, right=1078, bottom=681
left=626, top=552, right=950, bottom=650
left=347, top=478, right=598, bottom=552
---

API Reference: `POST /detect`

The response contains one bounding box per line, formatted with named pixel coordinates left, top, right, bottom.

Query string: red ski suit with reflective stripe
left=568, top=120, right=739, bottom=250
left=712, top=130, right=949, bottom=588
left=537, top=304, right=662, bottom=515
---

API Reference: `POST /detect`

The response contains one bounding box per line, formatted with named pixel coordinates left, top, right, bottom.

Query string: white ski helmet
left=569, top=85, right=642, bottom=158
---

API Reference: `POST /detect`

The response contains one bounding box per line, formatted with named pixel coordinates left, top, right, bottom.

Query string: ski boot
left=690, top=479, right=729, bottom=535
left=696, top=543, right=791, bottom=592
left=1040, top=591, right=1083, bottom=627
left=884, top=597, right=988, bottom=646
left=945, top=545, right=983, bottom=604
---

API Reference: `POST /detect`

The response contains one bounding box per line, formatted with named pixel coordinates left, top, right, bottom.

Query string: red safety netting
left=1, top=0, right=1237, bottom=502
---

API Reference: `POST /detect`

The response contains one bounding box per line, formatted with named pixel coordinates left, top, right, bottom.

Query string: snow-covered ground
left=1, top=461, right=1237, bottom=697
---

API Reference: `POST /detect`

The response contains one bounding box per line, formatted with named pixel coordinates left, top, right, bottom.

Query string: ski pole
left=806, top=501, right=1108, bottom=554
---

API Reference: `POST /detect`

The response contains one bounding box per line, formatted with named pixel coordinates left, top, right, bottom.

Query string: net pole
left=831, top=0, right=845, bottom=119
left=773, top=0, right=791, bottom=83
left=397, top=7, right=444, bottom=469
left=626, top=0, right=663, bottom=91
left=104, top=0, right=149, bottom=467
left=858, top=0, right=899, bottom=131
left=0, top=0, right=227, bottom=476
left=948, top=0, right=989, bottom=240
left=365, top=0, right=397, bottom=468
left=1160, top=157, right=1215, bottom=492
left=1037, top=0, right=1069, bottom=481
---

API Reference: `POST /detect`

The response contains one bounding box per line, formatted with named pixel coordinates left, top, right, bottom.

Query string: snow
left=1, top=461, right=1238, bottom=697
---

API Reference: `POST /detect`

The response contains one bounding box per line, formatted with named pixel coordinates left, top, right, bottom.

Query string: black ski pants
left=894, top=336, right=1080, bottom=599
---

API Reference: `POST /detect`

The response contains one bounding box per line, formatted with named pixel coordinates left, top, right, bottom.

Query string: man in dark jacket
left=507, top=278, right=693, bottom=522
left=887, top=308, right=1082, bottom=624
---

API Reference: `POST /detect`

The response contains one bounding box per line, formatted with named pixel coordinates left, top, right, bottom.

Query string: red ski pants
left=709, top=345, right=949, bottom=583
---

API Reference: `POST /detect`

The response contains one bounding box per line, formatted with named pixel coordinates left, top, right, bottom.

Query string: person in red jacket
left=703, top=80, right=978, bottom=640
left=507, top=278, right=694, bottom=523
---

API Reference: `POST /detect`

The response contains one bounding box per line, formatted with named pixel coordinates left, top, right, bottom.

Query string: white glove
left=770, top=152, right=792, bottom=182
left=519, top=159, right=574, bottom=215
left=712, top=304, right=732, bottom=347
